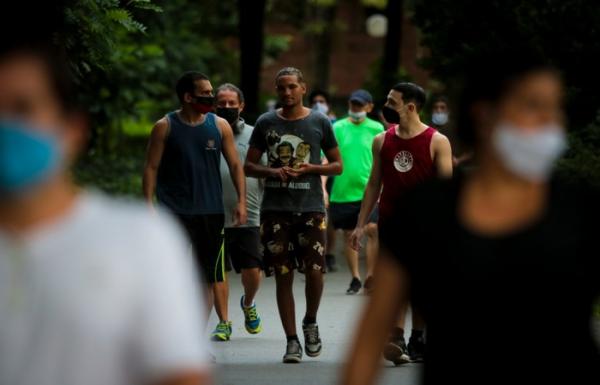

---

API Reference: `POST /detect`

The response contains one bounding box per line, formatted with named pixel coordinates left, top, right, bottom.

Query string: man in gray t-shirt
left=245, top=67, right=342, bottom=364
left=216, top=84, right=265, bottom=337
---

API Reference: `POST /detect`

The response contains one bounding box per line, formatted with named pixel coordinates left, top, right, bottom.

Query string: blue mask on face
left=0, top=119, right=61, bottom=195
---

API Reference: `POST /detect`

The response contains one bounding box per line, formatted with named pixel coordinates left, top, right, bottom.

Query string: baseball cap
left=349, top=89, right=373, bottom=105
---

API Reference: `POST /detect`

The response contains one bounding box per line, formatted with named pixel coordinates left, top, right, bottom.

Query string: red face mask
left=190, top=95, right=214, bottom=114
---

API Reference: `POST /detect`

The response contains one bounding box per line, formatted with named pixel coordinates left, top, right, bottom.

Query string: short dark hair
left=216, top=83, right=245, bottom=104
left=309, top=89, right=330, bottom=105
left=176, top=71, right=209, bottom=103
left=276, top=67, right=305, bottom=84
left=431, top=94, right=449, bottom=106
left=391, top=82, right=427, bottom=111
left=0, top=43, right=77, bottom=113
left=277, top=141, right=294, bottom=153
left=456, top=50, right=558, bottom=146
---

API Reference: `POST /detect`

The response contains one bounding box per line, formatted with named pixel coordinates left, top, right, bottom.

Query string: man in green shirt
left=329, top=90, right=384, bottom=294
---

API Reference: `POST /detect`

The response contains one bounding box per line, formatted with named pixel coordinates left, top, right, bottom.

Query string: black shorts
left=260, top=212, right=327, bottom=277
left=225, top=227, right=263, bottom=273
left=329, top=201, right=379, bottom=230
left=176, top=214, right=225, bottom=283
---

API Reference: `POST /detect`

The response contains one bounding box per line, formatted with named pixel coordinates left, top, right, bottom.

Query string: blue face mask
left=0, top=119, right=61, bottom=195
left=348, top=110, right=367, bottom=122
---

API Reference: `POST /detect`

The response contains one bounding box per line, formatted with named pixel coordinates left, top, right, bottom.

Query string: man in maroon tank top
left=350, top=82, right=453, bottom=365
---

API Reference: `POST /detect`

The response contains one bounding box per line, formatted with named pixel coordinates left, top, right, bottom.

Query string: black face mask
left=382, top=105, right=401, bottom=124
left=216, top=107, right=240, bottom=127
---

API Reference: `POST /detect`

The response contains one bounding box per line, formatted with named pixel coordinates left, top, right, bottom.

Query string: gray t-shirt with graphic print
left=249, top=109, right=338, bottom=213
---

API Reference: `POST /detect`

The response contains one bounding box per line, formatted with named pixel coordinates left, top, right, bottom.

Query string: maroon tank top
left=379, top=125, right=437, bottom=225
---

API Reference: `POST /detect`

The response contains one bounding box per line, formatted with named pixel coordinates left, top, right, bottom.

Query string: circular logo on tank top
left=393, top=151, right=413, bottom=172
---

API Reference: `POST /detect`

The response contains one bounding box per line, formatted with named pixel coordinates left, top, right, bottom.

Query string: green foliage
left=556, top=118, right=600, bottom=188
left=361, top=0, right=387, bottom=9
left=60, top=0, right=161, bottom=77
left=58, top=0, right=243, bottom=153
left=412, top=0, right=600, bottom=128
left=363, top=58, right=412, bottom=103
left=73, top=140, right=146, bottom=196
left=264, top=34, right=294, bottom=64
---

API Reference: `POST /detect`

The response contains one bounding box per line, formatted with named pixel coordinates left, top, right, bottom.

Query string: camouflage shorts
left=260, top=212, right=327, bottom=277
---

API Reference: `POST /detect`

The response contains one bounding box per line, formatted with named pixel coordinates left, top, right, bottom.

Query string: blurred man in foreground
left=0, top=42, right=211, bottom=385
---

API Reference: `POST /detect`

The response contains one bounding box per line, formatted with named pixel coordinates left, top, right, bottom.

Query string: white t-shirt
left=0, top=192, right=208, bottom=385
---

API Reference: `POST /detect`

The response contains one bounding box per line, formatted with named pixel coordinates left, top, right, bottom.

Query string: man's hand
left=233, top=202, right=248, bottom=226
left=349, top=226, right=364, bottom=251
left=284, top=163, right=314, bottom=178
left=271, top=167, right=289, bottom=181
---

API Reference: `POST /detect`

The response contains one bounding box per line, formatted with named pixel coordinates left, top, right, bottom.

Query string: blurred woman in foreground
left=340, top=51, right=600, bottom=385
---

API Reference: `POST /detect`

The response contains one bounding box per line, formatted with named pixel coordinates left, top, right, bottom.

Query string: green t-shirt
left=330, top=117, right=384, bottom=203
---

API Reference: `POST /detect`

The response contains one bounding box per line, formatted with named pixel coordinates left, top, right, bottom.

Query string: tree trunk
left=381, top=0, right=403, bottom=97
left=238, top=0, right=266, bottom=122
left=311, top=4, right=337, bottom=91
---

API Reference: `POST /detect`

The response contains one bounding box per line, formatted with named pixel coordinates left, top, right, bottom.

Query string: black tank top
left=156, top=111, right=223, bottom=215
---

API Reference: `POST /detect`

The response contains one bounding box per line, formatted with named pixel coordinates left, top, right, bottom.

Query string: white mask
left=432, top=112, right=449, bottom=126
left=492, top=122, right=567, bottom=182
left=313, top=102, right=329, bottom=115
left=348, top=110, right=367, bottom=122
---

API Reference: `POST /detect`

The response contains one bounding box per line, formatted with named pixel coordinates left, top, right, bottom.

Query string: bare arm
left=245, top=147, right=288, bottom=181
left=432, top=132, right=453, bottom=179
left=217, top=117, right=247, bottom=226
left=143, top=118, right=169, bottom=210
left=321, top=156, right=330, bottom=208
left=350, top=133, right=384, bottom=250
left=340, top=250, right=408, bottom=385
left=455, top=151, right=473, bottom=166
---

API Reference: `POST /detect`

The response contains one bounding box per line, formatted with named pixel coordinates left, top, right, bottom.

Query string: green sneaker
left=241, top=295, right=262, bottom=334
left=211, top=320, right=232, bottom=341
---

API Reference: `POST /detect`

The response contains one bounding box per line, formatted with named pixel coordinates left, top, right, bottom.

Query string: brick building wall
left=260, top=2, right=430, bottom=105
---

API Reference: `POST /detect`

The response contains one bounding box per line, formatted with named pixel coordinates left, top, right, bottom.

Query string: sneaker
left=283, top=339, right=303, bottom=363
left=408, top=335, right=425, bottom=362
left=302, top=322, right=323, bottom=357
left=211, top=321, right=232, bottom=341
left=326, top=254, right=338, bottom=272
left=384, top=336, right=411, bottom=365
left=363, top=276, right=374, bottom=294
left=240, top=295, right=262, bottom=334
left=346, top=277, right=362, bottom=295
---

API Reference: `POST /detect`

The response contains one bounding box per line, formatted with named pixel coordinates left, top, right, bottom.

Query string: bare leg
left=396, top=304, right=408, bottom=330
left=364, top=223, right=379, bottom=278
left=206, top=283, right=214, bottom=320
left=412, top=307, right=426, bottom=330
left=304, top=268, right=324, bottom=320
left=343, top=230, right=361, bottom=279
left=212, top=278, right=229, bottom=322
left=326, top=222, right=337, bottom=255
left=241, top=267, right=262, bottom=306
left=325, top=221, right=338, bottom=271
left=275, top=271, right=297, bottom=336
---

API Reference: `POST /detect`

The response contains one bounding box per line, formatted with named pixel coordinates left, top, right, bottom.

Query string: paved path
left=209, top=240, right=600, bottom=385
left=209, top=252, right=421, bottom=385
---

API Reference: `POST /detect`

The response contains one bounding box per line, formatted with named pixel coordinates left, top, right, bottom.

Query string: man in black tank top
left=143, top=72, right=247, bottom=344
